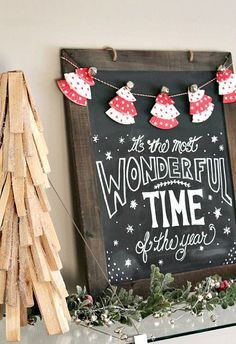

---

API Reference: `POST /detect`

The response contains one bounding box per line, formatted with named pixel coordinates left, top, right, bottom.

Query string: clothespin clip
left=189, top=84, right=198, bottom=93
left=161, top=85, right=169, bottom=94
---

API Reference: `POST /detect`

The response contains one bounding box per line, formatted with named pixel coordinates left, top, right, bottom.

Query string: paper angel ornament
left=216, top=65, right=236, bottom=103
left=57, top=67, right=97, bottom=106
left=105, top=81, right=137, bottom=125
left=149, top=86, right=180, bottom=129
left=188, top=84, right=214, bottom=123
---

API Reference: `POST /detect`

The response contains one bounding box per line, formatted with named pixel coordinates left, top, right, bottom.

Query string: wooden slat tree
left=0, top=71, right=70, bottom=341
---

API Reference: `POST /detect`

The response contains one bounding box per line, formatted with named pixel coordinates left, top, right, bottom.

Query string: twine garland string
left=60, top=55, right=233, bottom=98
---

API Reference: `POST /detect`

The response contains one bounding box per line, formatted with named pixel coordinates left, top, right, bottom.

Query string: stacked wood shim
left=0, top=71, right=70, bottom=341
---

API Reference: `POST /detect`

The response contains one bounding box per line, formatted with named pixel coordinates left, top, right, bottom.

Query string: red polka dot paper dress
left=149, top=93, right=180, bottom=130
left=188, top=89, right=214, bottom=123
left=57, top=68, right=95, bottom=106
left=216, top=68, right=236, bottom=103
left=106, top=86, right=137, bottom=125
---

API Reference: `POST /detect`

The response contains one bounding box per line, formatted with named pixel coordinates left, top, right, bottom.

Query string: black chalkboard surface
left=61, top=49, right=236, bottom=294
left=88, top=70, right=236, bottom=283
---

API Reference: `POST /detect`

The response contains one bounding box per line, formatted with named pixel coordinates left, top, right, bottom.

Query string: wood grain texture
left=61, top=49, right=236, bottom=295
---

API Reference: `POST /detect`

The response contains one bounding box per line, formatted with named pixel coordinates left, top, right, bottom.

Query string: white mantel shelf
left=1, top=305, right=236, bottom=344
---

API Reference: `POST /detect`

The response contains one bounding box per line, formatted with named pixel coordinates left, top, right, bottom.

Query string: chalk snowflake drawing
left=126, top=224, right=135, bottom=234
left=105, top=151, right=113, bottom=160
left=158, top=259, right=164, bottom=266
left=119, top=137, right=125, bottom=144
left=213, top=207, right=222, bottom=219
left=219, top=145, right=224, bottom=151
left=199, top=246, right=204, bottom=251
left=125, top=258, right=132, bottom=267
left=113, top=240, right=119, bottom=246
left=208, top=195, right=213, bottom=200
left=92, top=134, right=99, bottom=143
left=211, top=135, right=218, bottom=143
left=223, top=226, right=231, bottom=235
left=130, top=200, right=138, bottom=210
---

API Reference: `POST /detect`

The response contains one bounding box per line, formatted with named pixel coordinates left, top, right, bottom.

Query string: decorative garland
left=58, top=55, right=236, bottom=130
left=27, top=265, right=236, bottom=335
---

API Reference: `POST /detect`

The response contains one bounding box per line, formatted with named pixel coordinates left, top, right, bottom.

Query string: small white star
left=92, top=134, right=99, bottom=143
left=119, top=137, right=125, bottom=144
left=199, top=246, right=204, bottom=251
left=113, top=240, right=119, bottom=246
left=211, top=136, right=218, bottom=143
left=126, top=224, right=134, bottom=234
left=219, top=145, right=224, bottom=151
left=223, top=226, right=231, bottom=235
left=125, top=258, right=132, bottom=267
left=158, top=259, right=164, bottom=266
left=105, top=151, right=113, bottom=160
left=213, top=207, right=222, bottom=220
left=208, top=195, right=213, bottom=200
left=130, top=200, right=138, bottom=210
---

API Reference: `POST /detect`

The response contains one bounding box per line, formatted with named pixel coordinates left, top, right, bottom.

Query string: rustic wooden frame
left=60, top=49, right=236, bottom=295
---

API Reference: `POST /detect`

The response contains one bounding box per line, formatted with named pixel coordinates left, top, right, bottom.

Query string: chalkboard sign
left=61, top=49, right=236, bottom=294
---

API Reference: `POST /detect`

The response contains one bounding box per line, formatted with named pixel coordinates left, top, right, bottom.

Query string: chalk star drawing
left=125, top=258, right=132, bottom=267
left=213, top=207, right=222, bottom=220
left=92, top=134, right=99, bottom=143
left=158, top=259, right=164, bottom=266
left=113, top=240, right=119, bottom=246
left=130, top=200, right=138, bottom=210
left=105, top=151, right=113, bottom=160
left=219, top=145, right=224, bottom=151
left=126, top=224, right=134, bottom=234
left=211, top=136, right=218, bottom=143
left=119, top=137, right=125, bottom=144
left=223, top=226, right=231, bottom=235
left=208, top=195, right=213, bottom=200
left=199, top=246, right=204, bottom=251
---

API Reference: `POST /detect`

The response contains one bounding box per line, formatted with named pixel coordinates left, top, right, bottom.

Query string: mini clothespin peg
left=161, top=85, right=169, bottom=94
left=189, top=84, right=198, bottom=93
left=126, top=80, right=134, bottom=90
left=217, top=64, right=226, bottom=72
left=88, top=66, right=97, bottom=76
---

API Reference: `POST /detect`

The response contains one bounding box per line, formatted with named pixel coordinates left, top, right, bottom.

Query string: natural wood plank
left=0, top=73, right=8, bottom=140
left=6, top=290, right=21, bottom=342
left=8, top=71, right=24, bottom=134
left=0, top=174, right=12, bottom=227
left=41, top=212, right=61, bottom=251
left=19, top=216, right=32, bottom=247
left=19, top=246, right=34, bottom=308
left=22, top=85, right=34, bottom=157
left=36, top=185, right=51, bottom=212
left=26, top=92, right=50, bottom=175
left=6, top=212, right=19, bottom=306
left=0, top=270, right=6, bottom=303
left=25, top=173, right=43, bottom=237
left=27, top=248, right=62, bottom=335
left=13, top=134, right=26, bottom=177
left=26, top=141, right=46, bottom=186
left=23, top=74, right=44, bottom=132
left=41, top=232, right=62, bottom=271
left=20, top=300, right=27, bottom=327
left=0, top=191, right=14, bottom=270
left=30, top=237, right=51, bottom=282
left=12, top=176, right=26, bottom=217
